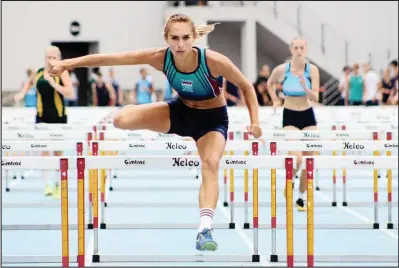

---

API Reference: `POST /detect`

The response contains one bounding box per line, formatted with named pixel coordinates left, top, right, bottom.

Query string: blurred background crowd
left=3, top=1, right=398, bottom=108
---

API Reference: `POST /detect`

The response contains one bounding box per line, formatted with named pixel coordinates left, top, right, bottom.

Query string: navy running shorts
left=165, top=97, right=229, bottom=141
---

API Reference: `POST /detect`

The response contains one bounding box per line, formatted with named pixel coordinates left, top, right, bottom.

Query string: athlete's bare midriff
left=180, top=93, right=227, bottom=109
left=284, top=96, right=313, bottom=111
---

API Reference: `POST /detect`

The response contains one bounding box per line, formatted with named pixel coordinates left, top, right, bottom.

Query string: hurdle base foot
left=243, top=223, right=250, bottom=229
left=21, top=176, right=25, bottom=180
left=270, top=254, right=278, bottom=262
left=229, top=223, right=235, bottom=229
left=316, top=186, right=320, bottom=191
left=223, top=202, right=228, bottom=207
left=109, top=186, right=113, bottom=191
left=332, top=201, right=337, bottom=207
left=252, top=254, right=260, bottom=262
left=387, top=223, right=394, bottom=229
left=113, top=175, right=117, bottom=179
left=5, top=188, right=10, bottom=192
left=373, top=223, right=379, bottom=229
left=92, top=254, right=100, bottom=263
left=105, top=202, right=108, bottom=207
left=13, top=176, right=17, bottom=180
left=342, top=201, right=348, bottom=207
left=195, top=175, right=199, bottom=179
left=100, top=223, right=107, bottom=229
left=88, top=223, right=94, bottom=229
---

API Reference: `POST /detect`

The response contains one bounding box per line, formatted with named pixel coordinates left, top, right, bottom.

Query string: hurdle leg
left=306, top=159, right=315, bottom=267
left=5, top=170, right=10, bottom=192
left=285, top=159, right=294, bottom=267
left=5, top=152, right=10, bottom=192
left=373, top=151, right=379, bottom=229
left=332, top=151, right=337, bottom=207
left=88, top=169, right=93, bottom=229
left=252, top=167, right=260, bottom=262
left=387, top=164, right=393, bottom=229
left=270, top=168, right=278, bottom=262
left=342, top=151, right=348, bottom=206
left=243, top=150, right=250, bottom=229
left=229, top=150, right=235, bottom=229
left=223, top=151, right=228, bottom=207
left=107, top=169, right=113, bottom=191
left=100, top=165, right=107, bottom=229
left=77, top=158, right=85, bottom=267
left=92, top=169, right=100, bottom=262
left=315, top=152, right=320, bottom=191
left=60, top=159, right=69, bottom=267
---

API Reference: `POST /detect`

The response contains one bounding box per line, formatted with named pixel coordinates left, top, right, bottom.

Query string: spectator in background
left=22, top=68, right=37, bottom=108
left=223, top=78, right=244, bottom=106
left=338, top=66, right=351, bottom=106
left=362, top=63, right=379, bottom=106
left=91, top=71, right=116, bottom=106
left=254, top=64, right=272, bottom=106
left=132, top=68, right=154, bottom=105
left=64, top=69, right=79, bottom=106
left=379, top=68, right=395, bottom=105
left=347, top=63, right=364, bottom=106
left=389, top=60, right=398, bottom=82
left=164, top=79, right=176, bottom=101
left=108, top=68, right=123, bottom=106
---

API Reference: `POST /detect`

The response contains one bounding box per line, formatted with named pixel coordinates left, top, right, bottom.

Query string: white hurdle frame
left=277, top=155, right=398, bottom=265
left=89, top=138, right=258, bottom=230
left=81, top=154, right=294, bottom=264
left=268, top=140, right=398, bottom=228
left=2, top=156, right=77, bottom=267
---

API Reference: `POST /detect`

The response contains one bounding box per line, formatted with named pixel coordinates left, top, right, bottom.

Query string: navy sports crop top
left=163, top=47, right=223, bottom=101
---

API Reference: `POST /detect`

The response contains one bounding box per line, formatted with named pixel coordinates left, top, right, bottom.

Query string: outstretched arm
left=49, top=48, right=166, bottom=76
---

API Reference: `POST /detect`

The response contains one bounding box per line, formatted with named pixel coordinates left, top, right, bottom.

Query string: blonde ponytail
left=195, top=23, right=219, bottom=39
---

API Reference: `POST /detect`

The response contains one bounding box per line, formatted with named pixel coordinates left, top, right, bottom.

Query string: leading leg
left=112, top=102, right=171, bottom=133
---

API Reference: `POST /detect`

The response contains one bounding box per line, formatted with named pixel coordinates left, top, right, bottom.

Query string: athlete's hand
left=13, top=92, right=25, bottom=102
left=48, top=60, right=67, bottom=77
left=247, top=124, right=262, bottom=139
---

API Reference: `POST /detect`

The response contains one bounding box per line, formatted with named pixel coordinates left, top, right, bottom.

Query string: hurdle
left=268, top=139, right=398, bottom=208
left=273, top=155, right=398, bottom=266
left=77, top=153, right=295, bottom=264
left=88, top=137, right=259, bottom=230
left=2, top=142, right=87, bottom=233
left=1, top=156, right=85, bottom=267
left=2, top=130, right=92, bottom=193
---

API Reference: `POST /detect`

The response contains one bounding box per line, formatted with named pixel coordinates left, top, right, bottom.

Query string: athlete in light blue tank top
left=135, top=74, right=153, bottom=104
left=163, top=47, right=223, bottom=101
left=281, top=62, right=312, bottom=96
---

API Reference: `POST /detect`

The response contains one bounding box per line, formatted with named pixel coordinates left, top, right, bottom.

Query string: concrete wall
left=2, top=1, right=168, bottom=92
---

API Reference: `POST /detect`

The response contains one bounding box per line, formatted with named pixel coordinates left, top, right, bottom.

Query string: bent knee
left=112, top=111, right=132, bottom=130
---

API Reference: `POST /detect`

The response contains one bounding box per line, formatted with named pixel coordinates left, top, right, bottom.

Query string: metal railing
left=265, top=2, right=393, bottom=71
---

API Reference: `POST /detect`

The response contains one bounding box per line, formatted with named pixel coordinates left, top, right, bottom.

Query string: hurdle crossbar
left=91, top=140, right=255, bottom=152
left=270, top=140, right=398, bottom=152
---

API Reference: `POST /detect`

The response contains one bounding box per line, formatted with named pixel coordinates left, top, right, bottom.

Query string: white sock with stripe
left=198, top=208, right=214, bottom=232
